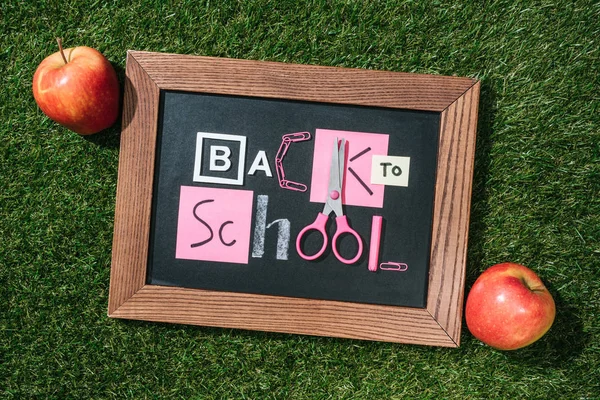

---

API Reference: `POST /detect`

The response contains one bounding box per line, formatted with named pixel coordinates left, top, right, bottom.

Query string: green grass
left=1, top=0, right=599, bottom=398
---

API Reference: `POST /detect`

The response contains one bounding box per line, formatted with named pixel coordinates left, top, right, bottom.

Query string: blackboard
left=147, top=91, right=440, bottom=308
left=108, top=51, right=480, bottom=346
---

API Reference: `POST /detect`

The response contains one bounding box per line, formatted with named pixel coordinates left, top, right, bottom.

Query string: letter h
left=251, top=195, right=290, bottom=260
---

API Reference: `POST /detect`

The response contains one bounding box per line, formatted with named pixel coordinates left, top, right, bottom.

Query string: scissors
left=296, top=137, right=363, bottom=264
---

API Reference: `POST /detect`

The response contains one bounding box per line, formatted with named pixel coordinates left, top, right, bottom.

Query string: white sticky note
left=371, top=155, right=410, bottom=187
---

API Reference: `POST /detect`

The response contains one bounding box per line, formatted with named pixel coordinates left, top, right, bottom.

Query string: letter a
left=247, top=150, right=273, bottom=177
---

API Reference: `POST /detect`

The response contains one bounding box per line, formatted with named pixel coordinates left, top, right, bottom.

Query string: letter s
left=190, top=199, right=215, bottom=248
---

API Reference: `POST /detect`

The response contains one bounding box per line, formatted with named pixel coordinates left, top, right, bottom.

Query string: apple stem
left=56, top=37, right=68, bottom=64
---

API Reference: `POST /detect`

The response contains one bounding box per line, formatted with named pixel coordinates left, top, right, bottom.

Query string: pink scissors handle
left=331, top=215, right=363, bottom=264
left=296, top=213, right=329, bottom=260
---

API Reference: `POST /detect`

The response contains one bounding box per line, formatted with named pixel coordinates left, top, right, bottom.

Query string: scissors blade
left=328, top=137, right=341, bottom=191
left=338, top=138, right=346, bottom=185
left=324, top=137, right=344, bottom=217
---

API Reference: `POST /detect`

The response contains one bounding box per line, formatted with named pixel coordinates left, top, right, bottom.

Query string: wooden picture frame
left=108, top=51, right=480, bottom=347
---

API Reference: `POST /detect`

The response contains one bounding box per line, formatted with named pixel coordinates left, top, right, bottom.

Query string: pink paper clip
left=379, top=262, right=408, bottom=272
left=275, top=132, right=311, bottom=192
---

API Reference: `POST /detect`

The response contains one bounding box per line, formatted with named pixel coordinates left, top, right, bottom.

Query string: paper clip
left=379, top=262, right=408, bottom=272
left=275, top=132, right=311, bottom=192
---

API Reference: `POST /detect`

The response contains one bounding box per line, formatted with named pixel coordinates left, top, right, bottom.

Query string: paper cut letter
left=251, top=195, right=290, bottom=260
left=371, top=155, right=410, bottom=187
left=176, top=186, right=253, bottom=264
left=193, top=132, right=247, bottom=186
left=247, top=150, right=273, bottom=177
left=209, top=145, right=232, bottom=171
left=310, top=129, right=389, bottom=208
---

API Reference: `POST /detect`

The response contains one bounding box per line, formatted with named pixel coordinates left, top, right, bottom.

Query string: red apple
left=465, top=262, right=555, bottom=350
left=32, top=38, right=120, bottom=135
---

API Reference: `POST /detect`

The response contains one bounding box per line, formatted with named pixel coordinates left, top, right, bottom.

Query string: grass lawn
left=1, top=0, right=599, bottom=398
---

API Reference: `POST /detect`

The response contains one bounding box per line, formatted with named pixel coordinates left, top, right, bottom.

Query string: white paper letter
left=247, top=150, right=273, bottom=177
left=371, top=155, right=410, bottom=187
left=209, top=145, right=232, bottom=171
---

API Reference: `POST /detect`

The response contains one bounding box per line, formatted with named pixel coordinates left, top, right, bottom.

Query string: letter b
left=209, top=145, right=232, bottom=171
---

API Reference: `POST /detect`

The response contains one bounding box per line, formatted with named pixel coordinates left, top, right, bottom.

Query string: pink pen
left=368, top=216, right=383, bottom=272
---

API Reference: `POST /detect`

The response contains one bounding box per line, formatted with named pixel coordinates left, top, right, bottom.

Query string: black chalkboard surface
left=147, top=90, right=440, bottom=308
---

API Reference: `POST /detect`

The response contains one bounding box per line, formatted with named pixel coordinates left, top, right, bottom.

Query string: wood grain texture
left=111, top=285, right=457, bottom=347
left=108, top=51, right=480, bottom=346
left=130, top=51, right=475, bottom=112
left=108, top=53, right=160, bottom=315
left=427, top=82, right=481, bottom=345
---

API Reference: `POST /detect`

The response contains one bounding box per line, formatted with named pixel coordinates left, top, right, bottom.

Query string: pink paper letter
left=175, top=186, right=254, bottom=264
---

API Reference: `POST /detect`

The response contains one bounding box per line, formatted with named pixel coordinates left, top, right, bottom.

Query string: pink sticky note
left=175, top=186, right=254, bottom=264
left=310, top=129, right=389, bottom=208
